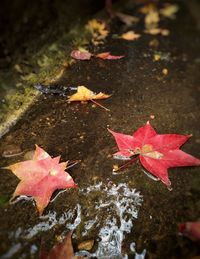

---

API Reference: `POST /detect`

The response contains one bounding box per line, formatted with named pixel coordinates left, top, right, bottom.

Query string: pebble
left=23, top=150, right=35, bottom=160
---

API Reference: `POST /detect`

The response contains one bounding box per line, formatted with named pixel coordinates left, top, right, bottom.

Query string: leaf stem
left=113, top=156, right=139, bottom=172
left=66, top=160, right=81, bottom=170
left=90, top=99, right=110, bottom=111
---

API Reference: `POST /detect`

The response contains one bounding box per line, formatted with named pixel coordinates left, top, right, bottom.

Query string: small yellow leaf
left=145, top=10, right=160, bottom=29
left=145, top=28, right=170, bottom=36
left=86, top=19, right=109, bottom=44
left=139, top=3, right=157, bottom=14
left=160, top=4, right=179, bottom=19
left=68, top=86, right=111, bottom=102
left=154, top=54, right=161, bottom=61
left=120, top=31, right=141, bottom=41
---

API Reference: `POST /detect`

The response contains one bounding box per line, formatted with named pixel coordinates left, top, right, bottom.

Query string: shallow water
left=0, top=0, right=200, bottom=258
left=1, top=182, right=142, bottom=258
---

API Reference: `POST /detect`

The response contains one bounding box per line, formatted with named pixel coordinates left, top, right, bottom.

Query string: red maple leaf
left=5, top=145, right=77, bottom=215
left=96, top=52, right=124, bottom=60
left=179, top=222, right=200, bottom=243
left=108, top=122, right=200, bottom=189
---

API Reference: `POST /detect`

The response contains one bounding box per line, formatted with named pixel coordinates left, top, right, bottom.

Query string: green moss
left=0, top=21, right=93, bottom=138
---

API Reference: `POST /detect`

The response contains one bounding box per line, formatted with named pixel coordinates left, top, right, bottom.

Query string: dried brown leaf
left=115, top=12, right=139, bottom=26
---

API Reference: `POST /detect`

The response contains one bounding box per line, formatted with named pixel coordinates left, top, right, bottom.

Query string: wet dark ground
left=0, top=1, right=200, bottom=258
left=0, top=0, right=106, bottom=69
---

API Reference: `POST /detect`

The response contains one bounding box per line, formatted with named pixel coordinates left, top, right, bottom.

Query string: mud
left=0, top=1, right=200, bottom=258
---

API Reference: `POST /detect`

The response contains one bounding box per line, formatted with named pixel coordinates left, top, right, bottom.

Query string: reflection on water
left=77, top=183, right=143, bottom=258
left=2, top=182, right=143, bottom=258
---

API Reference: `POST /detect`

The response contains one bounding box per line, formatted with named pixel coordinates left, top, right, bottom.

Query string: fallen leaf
left=145, top=28, right=170, bottom=36
left=145, top=10, right=160, bottom=29
left=115, top=12, right=139, bottom=26
left=120, top=31, right=141, bottom=41
left=96, top=52, right=124, bottom=60
left=40, top=231, right=87, bottom=259
left=86, top=19, right=109, bottom=45
left=108, top=122, right=200, bottom=189
left=154, top=53, right=161, bottom=61
left=78, top=239, right=94, bottom=250
left=113, top=164, right=119, bottom=172
left=179, top=222, right=200, bottom=242
left=160, top=4, right=179, bottom=19
left=71, top=49, right=92, bottom=60
left=162, top=68, right=168, bottom=75
left=70, top=49, right=124, bottom=61
left=139, top=3, right=157, bottom=14
left=68, top=86, right=111, bottom=111
left=5, top=145, right=76, bottom=215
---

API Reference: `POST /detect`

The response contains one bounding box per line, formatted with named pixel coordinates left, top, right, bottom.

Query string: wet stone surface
left=0, top=1, right=200, bottom=258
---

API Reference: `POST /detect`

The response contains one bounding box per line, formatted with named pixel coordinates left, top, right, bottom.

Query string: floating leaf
left=145, top=28, right=170, bottom=36
left=120, top=31, right=141, bottom=41
left=145, top=10, right=160, bottom=29
left=109, top=122, right=200, bottom=189
left=5, top=145, right=76, bottom=215
left=70, top=49, right=92, bottom=60
left=68, top=86, right=111, bottom=111
left=160, top=4, right=179, bottom=19
left=68, top=86, right=111, bottom=102
left=179, top=222, right=200, bottom=242
left=70, top=49, right=124, bottom=61
left=86, top=19, right=109, bottom=45
left=96, top=52, right=124, bottom=60
left=139, top=3, right=157, bottom=14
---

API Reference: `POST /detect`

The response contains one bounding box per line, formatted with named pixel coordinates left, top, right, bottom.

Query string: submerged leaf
left=5, top=145, right=76, bottom=215
left=78, top=239, right=94, bottom=251
left=109, top=122, right=200, bottom=189
left=40, top=232, right=87, bottom=259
